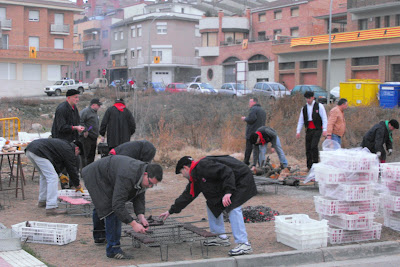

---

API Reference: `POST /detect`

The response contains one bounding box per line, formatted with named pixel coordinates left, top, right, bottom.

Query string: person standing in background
left=326, top=98, right=348, bottom=146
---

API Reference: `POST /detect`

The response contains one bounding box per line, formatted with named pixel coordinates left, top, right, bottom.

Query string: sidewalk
left=125, top=241, right=400, bottom=267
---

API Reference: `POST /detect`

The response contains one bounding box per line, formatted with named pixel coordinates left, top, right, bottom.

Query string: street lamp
left=326, top=0, right=333, bottom=102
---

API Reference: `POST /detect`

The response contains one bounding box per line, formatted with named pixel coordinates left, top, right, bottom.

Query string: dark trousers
left=244, top=138, right=260, bottom=166
left=93, top=209, right=123, bottom=256
left=305, top=128, right=322, bottom=170
left=81, top=137, right=97, bottom=167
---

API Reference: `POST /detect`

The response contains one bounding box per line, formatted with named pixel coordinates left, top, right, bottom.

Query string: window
left=375, top=17, right=381, bottom=28
left=291, top=7, right=299, bottom=17
left=29, top=36, right=39, bottom=51
left=279, top=62, right=295, bottom=70
left=120, top=31, right=124, bottom=40
left=352, top=57, right=379, bottom=66
left=0, top=63, right=16, bottom=80
left=131, top=26, right=136, bottom=38
left=273, top=29, right=282, bottom=40
left=157, top=22, right=167, bottom=34
left=47, top=65, right=61, bottom=81
left=86, top=71, right=90, bottom=78
left=1, top=34, right=8, bottom=49
left=195, top=25, right=200, bottom=37
left=54, top=13, right=64, bottom=25
left=23, top=64, right=41, bottom=80
left=29, top=10, right=39, bottom=21
left=131, top=50, right=135, bottom=58
left=114, top=32, right=118, bottom=40
left=258, top=12, right=266, bottom=22
left=396, top=14, right=400, bottom=26
left=54, top=38, right=64, bottom=49
left=249, top=54, right=269, bottom=71
left=103, top=50, right=108, bottom=57
left=181, top=8, right=184, bottom=13
left=102, top=30, right=108, bottom=39
left=137, top=48, right=142, bottom=58
left=137, top=25, right=142, bottom=37
left=202, top=32, right=218, bottom=46
left=300, top=61, right=317, bottom=69
left=290, top=27, right=299, bottom=37
left=207, top=69, right=213, bottom=80
left=258, top=31, right=266, bottom=41
left=274, top=10, right=282, bottom=20
left=384, top=16, right=390, bottom=27
left=358, top=19, right=368, bottom=30
left=0, top=7, right=6, bottom=20
left=152, top=50, right=162, bottom=61
left=92, top=52, right=96, bottom=60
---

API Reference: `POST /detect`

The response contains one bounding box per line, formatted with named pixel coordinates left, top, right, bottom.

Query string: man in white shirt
left=296, top=91, right=328, bottom=170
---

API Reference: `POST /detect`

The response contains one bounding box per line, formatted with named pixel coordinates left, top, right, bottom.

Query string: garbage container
left=379, top=83, right=400, bottom=108
left=340, top=79, right=380, bottom=107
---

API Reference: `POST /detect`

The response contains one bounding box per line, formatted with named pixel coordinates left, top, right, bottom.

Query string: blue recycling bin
left=379, top=83, right=400, bottom=108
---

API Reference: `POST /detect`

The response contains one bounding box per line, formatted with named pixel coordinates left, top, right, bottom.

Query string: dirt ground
left=1, top=161, right=400, bottom=267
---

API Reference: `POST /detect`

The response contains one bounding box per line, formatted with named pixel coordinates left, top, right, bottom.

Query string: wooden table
left=0, top=150, right=25, bottom=199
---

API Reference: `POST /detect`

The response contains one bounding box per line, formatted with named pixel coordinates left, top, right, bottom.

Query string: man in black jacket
left=361, top=119, right=399, bottom=162
left=159, top=155, right=257, bottom=256
left=82, top=156, right=163, bottom=260
left=241, top=98, right=266, bottom=166
left=109, top=140, right=156, bottom=163
left=100, top=99, right=136, bottom=151
left=25, top=138, right=83, bottom=216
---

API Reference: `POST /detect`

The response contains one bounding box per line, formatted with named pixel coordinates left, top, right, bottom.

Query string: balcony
left=348, top=0, right=400, bottom=12
left=50, top=24, right=70, bottom=35
left=83, top=40, right=101, bottom=50
left=0, top=45, right=84, bottom=62
left=108, top=59, right=127, bottom=68
left=199, top=46, right=219, bottom=57
left=0, top=19, right=12, bottom=30
left=136, top=56, right=201, bottom=67
left=199, top=17, right=219, bottom=31
left=221, top=17, right=249, bottom=33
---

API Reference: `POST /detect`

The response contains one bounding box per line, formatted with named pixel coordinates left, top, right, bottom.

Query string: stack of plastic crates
left=314, top=149, right=382, bottom=244
left=274, top=214, right=328, bottom=250
left=57, top=189, right=93, bottom=217
left=380, top=163, right=400, bottom=231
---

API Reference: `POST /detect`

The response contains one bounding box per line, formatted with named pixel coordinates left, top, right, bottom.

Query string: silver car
left=217, top=83, right=250, bottom=97
left=252, top=82, right=290, bottom=99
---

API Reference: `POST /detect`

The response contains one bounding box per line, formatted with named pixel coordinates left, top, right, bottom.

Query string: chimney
left=76, top=0, right=83, bottom=7
left=218, top=10, right=224, bottom=46
left=246, top=8, right=250, bottom=19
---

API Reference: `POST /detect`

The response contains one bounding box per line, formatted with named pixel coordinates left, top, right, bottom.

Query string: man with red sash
left=159, top=155, right=257, bottom=256
left=296, top=91, right=328, bottom=170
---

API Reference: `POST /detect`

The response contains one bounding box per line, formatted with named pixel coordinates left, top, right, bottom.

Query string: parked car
left=149, top=82, right=165, bottom=92
left=110, top=80, right=130, bottom=91
left=330, top=86, right=340, bottom=99
left=89, top=78, right=108, bottom=90
left=44, top=78, right=89, bottom=96
left=217, top=83, right=250, bottom=97
left=187, top=82, right=217, bottom=94
left=165, top=83, right=187, bottom=93
left=291, top=85, right=335, bottom=103
left=252, top=82, right=290, bottom=99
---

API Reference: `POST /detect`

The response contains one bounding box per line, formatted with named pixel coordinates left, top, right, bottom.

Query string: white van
left=89, top=78, right=108, bottom=90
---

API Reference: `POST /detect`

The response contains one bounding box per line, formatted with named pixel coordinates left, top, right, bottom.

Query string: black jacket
left=99, top=105, right=136, bottom=149
left=168, top=155, right=257, bottom=218
left=51, top=101, right=80, bottom=142
left=245, top=104, right=266, bottom=139
left=82, top=155, right=147, bottom=224
left=361, top=121, right=393, bottom=160
left=25, top=138, right=80, bottom=187
left=113, top=140, right=156, bottom=162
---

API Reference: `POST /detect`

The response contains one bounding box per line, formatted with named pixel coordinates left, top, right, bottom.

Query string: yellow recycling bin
left=340, top=79, right=380, bottom=107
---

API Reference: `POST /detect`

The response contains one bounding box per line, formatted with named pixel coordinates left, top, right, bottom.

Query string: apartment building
left=199, top=0, right=346, bottom=89
left=272, top=0, right=400, bottom=90
left=0, top=0, right=83, bottom=97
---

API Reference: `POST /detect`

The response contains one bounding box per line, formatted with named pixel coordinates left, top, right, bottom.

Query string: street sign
left=102, top=69, right=106, bottom=76
left=29, top=47, right=37, bottom=58
left=154, top=56, right=160, bottom=64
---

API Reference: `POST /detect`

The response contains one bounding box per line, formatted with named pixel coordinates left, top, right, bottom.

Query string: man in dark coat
left=25, top=138, right=83, bottom=215
left=51, top=89, right=85, bottom=142
left=159, top=155, right=257, bottom=256
left=82, top=156, right=163, bottom=260
left=241, top=98, right=266, bottom=166
left=361, top=119, right=399, bottom=162
left=99, top=99, right=136, bottom=151
left=109, top=140, right=156, bottom=163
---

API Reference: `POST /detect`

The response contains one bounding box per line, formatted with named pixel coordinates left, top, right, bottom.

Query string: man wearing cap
left=361, top=119, right=399, bottom=163
left=51, top=89, right=85, bottom=142
left=25, top=138, right=83, bottom=216
left=100, top=98, right=136, bottom=151
left=296, top=91, right=328, bottom=170
left=109, top=140, right=156, bottom=163
left=249, top=126, right=288, bottom=168
left=159, top=155, right=257, bottom=256
left=80, top=98, right=102, bottom=167
left=82, top=156, right=163, bottom=259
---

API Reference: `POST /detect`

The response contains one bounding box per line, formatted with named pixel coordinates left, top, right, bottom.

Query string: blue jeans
left=206, top=206, right=248, bottom=244
left=258, top=136, right=288, bottom=167
left=92, top=209, right=122, bottom=256
left=331, top=134, right=342, bottom=145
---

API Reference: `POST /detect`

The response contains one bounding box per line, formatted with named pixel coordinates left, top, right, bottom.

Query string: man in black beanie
left=361, top=119, right=399, bottom=162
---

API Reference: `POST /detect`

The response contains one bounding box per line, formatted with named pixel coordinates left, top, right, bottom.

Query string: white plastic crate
left=314, top=196, right=379, bottom=216
left=382, top=181, right=400, bottom=195
left=328, top=222, right=382, bottom=244
left=11, top=221, right=77, bottom=245
left=380, top=163, right=400, bottom=182
left=314, top=164, right=378, bottom=184
left=320, top=150, right=378, bottom=172
left=274, top=214, right=328, bottom=234
left=275, top=230, right=328, bottom=250
left=380, top=193, right=400, bottom=211
left=319, top=212, right=374, bottom=230
left=58, top=189, right=92, bottom=201
left=383, top=209, right=400, bottom=231
left=319, top=183, right=374, bottom=201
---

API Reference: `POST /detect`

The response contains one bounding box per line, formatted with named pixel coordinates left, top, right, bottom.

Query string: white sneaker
left=203, top=236, right=231, bottom=247
left=228, top=243, right=253, bottom=256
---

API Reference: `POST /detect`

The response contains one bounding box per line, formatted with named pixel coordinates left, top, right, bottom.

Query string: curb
left=130, top=241, right=400, bottom=267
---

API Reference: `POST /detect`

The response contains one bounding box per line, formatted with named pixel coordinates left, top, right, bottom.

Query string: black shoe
left=94, top=239, right=106, bottom=245
left=107, top=252, right=134, bottom=260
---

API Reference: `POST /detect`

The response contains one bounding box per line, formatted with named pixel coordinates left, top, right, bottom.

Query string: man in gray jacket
left=109, top=140, right=156, bottom=163
left=82, top=156, right=163, bottom=260
left=249, top=126, right=288, bottom=168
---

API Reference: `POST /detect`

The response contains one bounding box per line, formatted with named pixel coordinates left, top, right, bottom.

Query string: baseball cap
left=175, top=156, right=193, bottom=174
